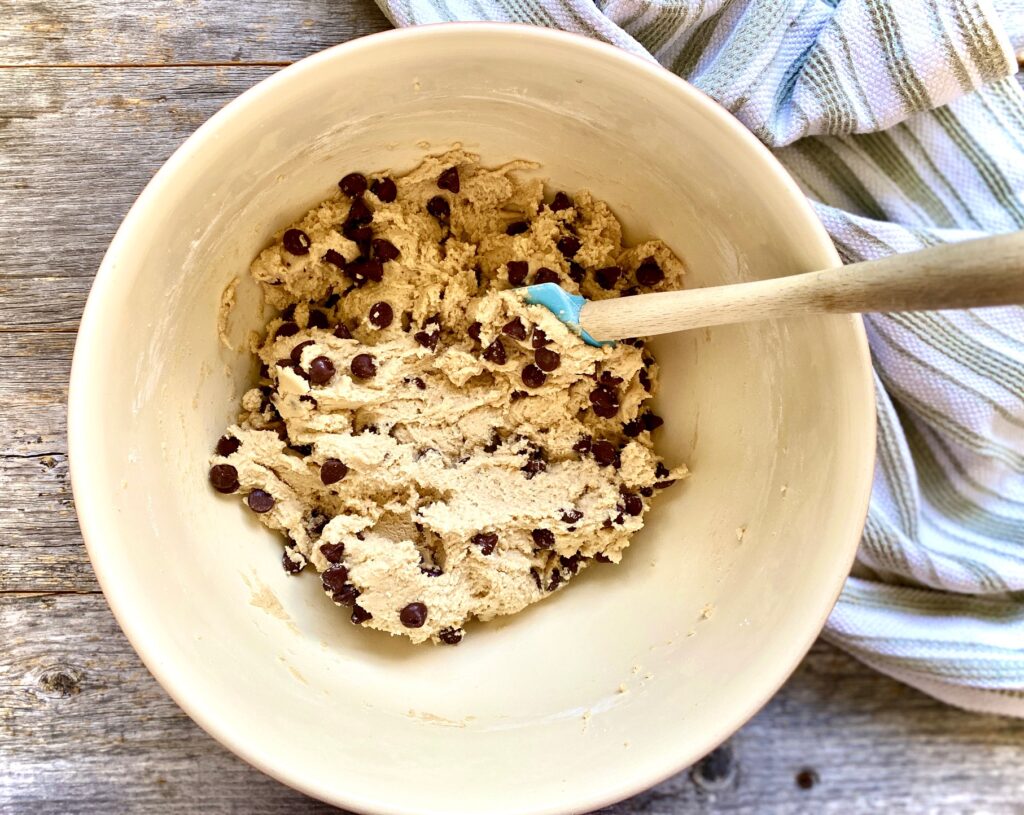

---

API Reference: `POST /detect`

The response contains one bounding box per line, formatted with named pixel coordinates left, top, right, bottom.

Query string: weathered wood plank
left=0, top=454, right=92, bottom=593
left=0, top=331, right=71, bottom=454
left=0, top=67, right=279, bottom=300
left=0, top=279, right=89, bottom=332
left=0, top=332, right=90, bottom=592
left=0, top=0, right=391, bottom=66
left=2, top=595, right=1022, bottom=814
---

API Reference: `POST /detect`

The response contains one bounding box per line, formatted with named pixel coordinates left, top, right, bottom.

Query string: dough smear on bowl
left=208, top=148, right=688, bottom=644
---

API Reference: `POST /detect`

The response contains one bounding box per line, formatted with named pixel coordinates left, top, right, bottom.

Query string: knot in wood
left=691, top=744, right=736, bottom=791
left=37, top=665, right=83, bottom=698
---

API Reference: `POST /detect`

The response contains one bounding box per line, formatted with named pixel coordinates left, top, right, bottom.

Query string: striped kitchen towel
left=377, top=0, right=1024, bottom=715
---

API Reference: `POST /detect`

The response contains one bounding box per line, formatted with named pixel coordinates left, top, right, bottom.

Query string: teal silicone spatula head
left=521, top=283, right=610, bottom=347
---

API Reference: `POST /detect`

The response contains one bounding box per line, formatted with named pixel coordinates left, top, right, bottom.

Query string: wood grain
left=3, top=3, right=1024, bottom=813
left=2, top=594, right=1022, bottom=814
left=0, top=67, right=278, bottom=288
left=0, top=0, right=391, bottom=65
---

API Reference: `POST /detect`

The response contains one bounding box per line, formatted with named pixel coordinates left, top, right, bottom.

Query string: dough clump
left=210, top=149, right=687, bottom=644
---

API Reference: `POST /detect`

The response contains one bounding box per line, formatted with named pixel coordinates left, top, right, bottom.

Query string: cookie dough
left=210, top=149, right=687, bottom=644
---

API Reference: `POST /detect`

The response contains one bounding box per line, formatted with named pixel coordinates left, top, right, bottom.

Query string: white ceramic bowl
left=69, top=23, right=875, bottom=815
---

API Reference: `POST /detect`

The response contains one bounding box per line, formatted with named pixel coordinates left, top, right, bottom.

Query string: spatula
left=524, top=231, right=1024, bottom=346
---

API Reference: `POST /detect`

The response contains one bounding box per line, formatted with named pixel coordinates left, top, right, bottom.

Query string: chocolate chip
left=320, top=541, right=345, bottom=563
left=547, top=570, right=563, bottom=592
left=209, top=464, right=239, bottom=493
left=308, top=356, right=336, bottom=385
left=622, top=286, right=640, bottom=297
left=347, top=197, right=373, bottom=225
left=307, top=310, right=329, bottom=329
left=472, top=532, right=498, bottom=555
left=506, top=220, right=529, bottom=236
left=572, top=435, right=592, bottom=455
left=531, top=567, right=543, bottom=589
left=622, top=419, right=643, bottom=437
left=557, top=235, right=581, bottom=257
left=636, top=257, right=664, bottom=287
left=502, top=317, right=527, bottom=340
left=531, top=328, right=550, bottom=348
left=320, top=458, right=348, bottom=485
left=550, top=192, right=573, bottom=211
left=351, top=604, right=373, bottom=624
left=372, top=238, right=400, bottom=261
left=322, top=565, right=349, bottom=593
left=521, top=364, right=547, bottom=388
left=599, top=371, right=624, bottom=386
left=591, top=440, right=617, bottom=467
left=596, top=266, right=621, bottom=290
left=342, top=219, right=371, bottom=243
left=334, top=584, right=360, bottom=605
left=339, top=173, right=368, bottom=197
left=408, top=376, right=426, bottom=390
left=334, top=322, right=352, bottom=340
left=281, top=304, right=296, bottom=321
left=439, top=627, right=464, bottom=645
left=323, top=248, right=346, bottom=269
left=275, top=321, right=300, bottom=339
left=568, top=262, right=586, bottom=284
left=289, top=340, right=315, bottom=366
left=624, top=494, right=643, bottom=516
left=643, top=412, right=664, bottom=431
left=639, top=369, right=651, bottom=391
left=414, top=330, right=439, bottom=351
left=561, top=509, right=583, bottom=524
left=420, top=565, right=443, bottom=577
left=640, top=486, right=654, bottom=497
left=521, top=458, right=546, bottom=478
left=346, top=257, right=383, bottom=284
left=426, top=195, right=450, bottom=220
left=534, top=347, right=560, bottom=372
left=437, top=167, right=460, bottom=193
left=400, top=601, right=428, bottom=628
left=629, top=338, right=645, bottom=348
left=467, top=321, right=482, bottom=342
left=247, top=489, right=275, bottom=513
left=283, top=549, right=305, bottom=574
left=510, top=390, right=528, bottom=401
left=534, top=267, right=560, bottom=285
left=559, top=554, right=582, bottom=574
left=370, top=176, right=397, bottom=203
left=350, top=353, right=377, bottom=379
left=368, top=301, right=394, bottom=329
left=589, top=385, right=620, bottom=418
left=282, top=229, right=311, bottom=255
left=656, top=462, right=670, bottom=478
left=531, top=529, right=555, bottom=549
left=594, top=552, right=612, bottom=563
left=215, top=436, right=240, bottom=456
left=482, top=338, right=507, bottom=365
left=506, top=261, right=529, bottom=286
left=614, top=513, right=625, bottom=525
left=483, top=432, right=502, bottom=453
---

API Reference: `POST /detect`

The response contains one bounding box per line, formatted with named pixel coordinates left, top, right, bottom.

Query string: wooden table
left=2, top=2, right=1022, bottom=812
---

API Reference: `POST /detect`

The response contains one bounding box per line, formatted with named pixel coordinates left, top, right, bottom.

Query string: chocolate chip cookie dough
left=210, top=148, right=687, bottom=644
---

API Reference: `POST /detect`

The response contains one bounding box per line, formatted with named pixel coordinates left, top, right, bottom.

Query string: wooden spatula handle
left=579, top=231, right=1024, bottom=341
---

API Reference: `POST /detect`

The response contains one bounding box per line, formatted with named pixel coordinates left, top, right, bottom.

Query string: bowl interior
left=71, top=26, right=874, bottom=815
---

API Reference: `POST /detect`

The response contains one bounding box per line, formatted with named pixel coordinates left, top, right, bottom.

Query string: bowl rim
left=68, top=21, right=876, bottom=815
